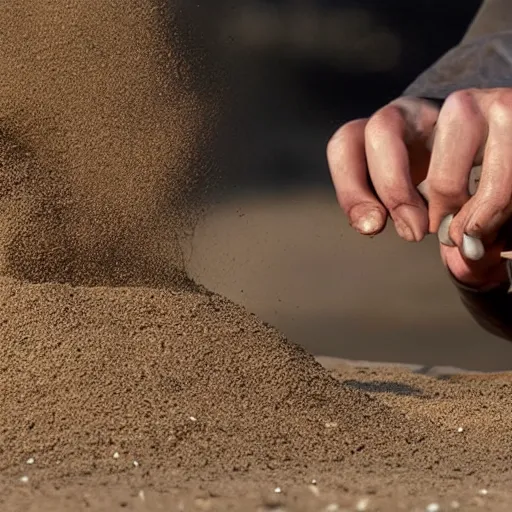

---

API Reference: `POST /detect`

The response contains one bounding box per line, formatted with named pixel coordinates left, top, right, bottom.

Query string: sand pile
left=0, top=277, right=430, bottom=481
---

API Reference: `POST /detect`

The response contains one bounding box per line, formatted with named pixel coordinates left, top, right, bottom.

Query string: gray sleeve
left=403, top=30, right=512, bottom=100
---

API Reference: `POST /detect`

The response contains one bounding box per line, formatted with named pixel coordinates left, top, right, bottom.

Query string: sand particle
left=356, top=498, right=370, bottom=511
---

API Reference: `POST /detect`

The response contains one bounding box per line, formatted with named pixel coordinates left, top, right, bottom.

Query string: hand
left=327, top=89, right=512, bottom=290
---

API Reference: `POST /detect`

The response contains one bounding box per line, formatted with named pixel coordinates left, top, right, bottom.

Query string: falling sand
left=1, top=1, right=512, bottom=511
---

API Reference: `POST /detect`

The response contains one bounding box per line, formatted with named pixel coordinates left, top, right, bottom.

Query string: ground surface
left=1, top=267, right=512, bottom=511
left=3, top=355, right=512, bottom=512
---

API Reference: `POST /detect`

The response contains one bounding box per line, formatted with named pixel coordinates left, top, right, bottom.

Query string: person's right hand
left=326, top=92, right=512, bottom=291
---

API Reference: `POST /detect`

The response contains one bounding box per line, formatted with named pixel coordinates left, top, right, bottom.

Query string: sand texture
left=1, top=280, right=512, bottom=511
left=0, top=1, right=511, bottom=511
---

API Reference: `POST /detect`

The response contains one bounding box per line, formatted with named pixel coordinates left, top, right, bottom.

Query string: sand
left=0, top=1, right=511, bottom=511
left=2, top=280, right=512, bottom=511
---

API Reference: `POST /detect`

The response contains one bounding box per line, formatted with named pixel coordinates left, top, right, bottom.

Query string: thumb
left=440, top=243, right=508, bottom=290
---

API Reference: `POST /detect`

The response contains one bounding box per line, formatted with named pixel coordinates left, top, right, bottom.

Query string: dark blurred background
left=184, top=1, right=512, bottom=371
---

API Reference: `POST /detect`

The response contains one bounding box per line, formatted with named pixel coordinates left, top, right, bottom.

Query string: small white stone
left=189, top=416, right=197, bottom=422
left=26, top=457, right=35, bottom=465
left=457, top=427, right=463, bottom=433
left=138, top=490, right=145, bottom=501
left=274, top=487, right=282, bottom=494
left=356, top=498, right=370, bottom=511
left=133, top=460, right=139, bottom=467
left=19, top=476, right=29, bottom=484
left=478, top=489, right=488, bottom=496
left=311, top=479, right=317, bottom=485
left=426, top=503, right=440, bottom=512
left=113, top=452, right=120, bottom=459
left=450, top=501, right=460, bottom=509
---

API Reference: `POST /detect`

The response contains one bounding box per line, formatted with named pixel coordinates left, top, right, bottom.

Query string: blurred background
left=183, top=0, right=512, bottom=371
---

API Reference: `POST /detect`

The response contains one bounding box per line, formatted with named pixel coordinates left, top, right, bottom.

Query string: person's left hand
left=327, top=88, right=512, bottom=290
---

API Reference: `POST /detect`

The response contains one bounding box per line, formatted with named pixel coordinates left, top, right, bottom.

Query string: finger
left=450, top=94, right=512, bottom=246
left=364, top=99, right=437, bottom=242
left=327, top=118, right=387, bottom=235
left=422, top=91, right=487, bottom=234
left=440, top=243, right=508, bottom=288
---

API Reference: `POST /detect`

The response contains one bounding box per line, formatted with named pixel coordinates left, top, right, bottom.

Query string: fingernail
left=394, top=219, right=414, bottom=242
left=353, top=210, right=383, bottom=235
left=462, top=234, right=485, bottom=261
left=396, top=205, right=427, bottom=242
left=437, top=214, right=456, bottom=247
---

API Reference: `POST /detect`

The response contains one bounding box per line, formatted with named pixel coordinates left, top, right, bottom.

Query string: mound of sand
left=0, top=277, right=428, bottom=481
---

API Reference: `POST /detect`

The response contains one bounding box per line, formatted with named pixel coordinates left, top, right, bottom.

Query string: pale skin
left=327, top=88, right=512, bottom=291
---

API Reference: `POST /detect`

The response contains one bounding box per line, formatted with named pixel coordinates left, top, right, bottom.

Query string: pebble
left=274, top=487, right=282, bottom=494
left=457, top=427, right=463, bottom=433
left=426, top=503, right=440, bottom=512
left=356, top=498, right=369, bottom=511
left=133, top=460, right=139, bottom=467
left=19, top=476, right=29, bottom=484
left=113, top=452, right=120, bottom=459
left=189, top=416, right=197, bottom=422
left=478, top=489, right=488, bottom=496
left=26, top=457, right=35, bottom=465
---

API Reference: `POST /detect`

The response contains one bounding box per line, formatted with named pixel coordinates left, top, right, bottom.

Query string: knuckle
left=327, top=119, right=363, bottom=156
left=377, top=187, right=410, bottom=212
left=489, top=93, right=512, bottom=126
left=426, top=177, right=465, bottom=200
left=443, top=90, right=477, bottom=121
left=364, top=106, right=401, bottom=149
